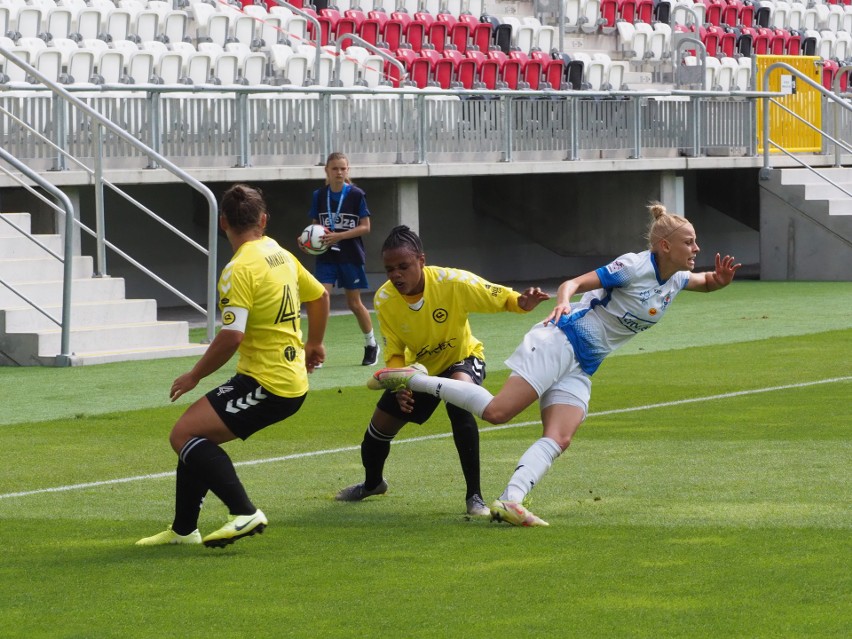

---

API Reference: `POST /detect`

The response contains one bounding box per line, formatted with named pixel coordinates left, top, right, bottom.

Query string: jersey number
left=275, top=284, right=297, bottom=330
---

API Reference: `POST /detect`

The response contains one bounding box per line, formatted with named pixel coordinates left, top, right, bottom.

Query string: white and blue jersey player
left=368, top=203, right=742, bottom=527
left=554, top=250, right=690, bottom=377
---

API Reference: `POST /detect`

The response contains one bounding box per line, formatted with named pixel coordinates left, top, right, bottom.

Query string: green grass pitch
left=0, top=281, right=849, bottom=638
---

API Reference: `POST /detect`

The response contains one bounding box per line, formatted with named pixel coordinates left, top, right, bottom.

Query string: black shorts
left=376, top=356, right=486, bottom=424
left=206, top=373, right=306, bottom=440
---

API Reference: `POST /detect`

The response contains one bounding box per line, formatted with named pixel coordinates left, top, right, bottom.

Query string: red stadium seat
left=358, top=16, right=383, bottom=47
left=465, top=49, right=500, bottom=88
left=718, top=27, right=737, bottom=57
left=636, top=0, right=654, bottom=23
left=406, top=17, right=428, bottom=52
left=488, top=49, right=523, bottom=89
left=416, top=13, right=449, bottom=52
left=433, top=53, right=457, bottom=88
left=382, top=15, right=405, bottom=51
left=704, top=0, right=723, bottom=27
left=467, top=21, right=492, bottom=53
left=599, top=0, right=619, bottom=30
left=618, top=0, right=637, bottom=23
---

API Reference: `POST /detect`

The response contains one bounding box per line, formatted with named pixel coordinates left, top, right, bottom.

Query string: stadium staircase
left=0, top=212, right=208, bottom=366
left=758, top=167, right=852, bottom=280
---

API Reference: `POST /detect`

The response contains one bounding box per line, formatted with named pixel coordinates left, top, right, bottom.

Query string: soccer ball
left=298, top=224, right=328, bottom=256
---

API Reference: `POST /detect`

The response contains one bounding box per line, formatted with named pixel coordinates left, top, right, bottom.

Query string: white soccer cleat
left=466, top=494, right=491, bottom=517
left=366, top=363, right=428, bottom=392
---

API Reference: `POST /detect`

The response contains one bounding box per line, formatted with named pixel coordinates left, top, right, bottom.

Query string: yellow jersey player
left=137, top=184, right=329, bottom=548
left=335, top=225, right=549, bottom=516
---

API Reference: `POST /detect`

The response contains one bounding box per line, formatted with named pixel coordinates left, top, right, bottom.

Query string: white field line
left=1, top=376, right=849, bottom=501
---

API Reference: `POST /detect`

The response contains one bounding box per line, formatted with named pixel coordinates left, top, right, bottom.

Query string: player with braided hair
left=336, top=225, right=550, bottom=516
left=369, top=203, right=741, bottom=526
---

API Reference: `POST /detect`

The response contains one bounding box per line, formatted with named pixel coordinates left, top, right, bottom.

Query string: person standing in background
left=307, top=152, right=379, bottom=366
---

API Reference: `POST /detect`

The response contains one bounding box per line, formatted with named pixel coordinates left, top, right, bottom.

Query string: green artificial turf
left=0, top=282, right=849, bottom=638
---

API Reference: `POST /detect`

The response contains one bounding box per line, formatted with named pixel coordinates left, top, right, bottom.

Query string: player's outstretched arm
left=687, top=253, right=742, bottom=292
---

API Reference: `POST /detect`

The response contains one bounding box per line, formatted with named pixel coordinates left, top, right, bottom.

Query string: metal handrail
left=272, top=0, right=323, bottom=84
left=761, top=61, right=852, bottom=172
left=0, top=146, right=75, bottom=365
left=330, top=32, right=408, bottom=88
left=0, top=45, right=219, bottom=344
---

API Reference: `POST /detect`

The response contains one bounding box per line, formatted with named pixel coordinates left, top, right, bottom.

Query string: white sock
left=408, top=375, right=494, bottom=418
left=501, top=437, right=563, bottom=503
left=364, top=330, right=376, bottom=347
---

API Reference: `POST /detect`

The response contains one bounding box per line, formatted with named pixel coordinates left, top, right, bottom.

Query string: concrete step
left=779, top=167, right=852, bottom=185
left=65, top=343, right=209, bottom=366
left=0, top=234, right=63, bottom=259
left=0, top=213, right=32, bottom=236
left=0, top=255, right=94, bottom=282
left=0, top=299, right=157, bottom=331
left=0, top=277, right=126, bottom=307
left=826, top=199, right=852, bottom=216
left=0, top=320, right=200, bottom=360
left=802, top=183, right=852, bottom=201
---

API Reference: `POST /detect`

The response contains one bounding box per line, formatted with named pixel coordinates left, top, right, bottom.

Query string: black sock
left=179, top=437, right=255, bottom=516
left=448, top=405, right=481, bottom=500
left=361, top=422, right=394, bottom=490
left=172, top=459, right=207, bottom=535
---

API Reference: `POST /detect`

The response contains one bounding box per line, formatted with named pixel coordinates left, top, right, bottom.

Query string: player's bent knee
left=481, top=405, right=512, bottom=425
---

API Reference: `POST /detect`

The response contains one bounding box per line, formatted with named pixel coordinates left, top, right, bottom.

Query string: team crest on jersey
left=284, top=345, right=296, bottom=361
left=432, top=308, right=448, bottom=323
left=606, top=260, right=625, bottom=274
left=216, top=384, right=234, bottom=396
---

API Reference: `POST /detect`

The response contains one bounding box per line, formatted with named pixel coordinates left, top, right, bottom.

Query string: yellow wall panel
left=755, top=55, right=823, bottom=153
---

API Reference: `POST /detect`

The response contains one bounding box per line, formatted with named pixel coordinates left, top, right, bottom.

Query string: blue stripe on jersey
left=596, top=265, right=628, bottom=289
left=555, top=307, right=607, bottom=376
left=650, top=252, right=665, bottom=286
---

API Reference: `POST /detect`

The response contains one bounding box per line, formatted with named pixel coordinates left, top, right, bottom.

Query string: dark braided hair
left=381, top=225, right=424, bottom=255
left=220, top=184, right=267, bottom=232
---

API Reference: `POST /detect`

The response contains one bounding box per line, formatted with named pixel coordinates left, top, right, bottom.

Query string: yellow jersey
left=373, top=266, right=528, bottom=375
left=218, top=236, right=325, bottom=397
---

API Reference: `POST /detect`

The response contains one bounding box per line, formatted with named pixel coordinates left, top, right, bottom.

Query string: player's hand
left=713, top=253, right=741, bottom=288
left=305, top=343, right=326, bottom=373
left=170, top=372, right=199, bottom=403
left=543, top=302, right=571, bottom=325
left=395, top=389, right=415, bottom=414
left=518, top=287, right=551, bottom=311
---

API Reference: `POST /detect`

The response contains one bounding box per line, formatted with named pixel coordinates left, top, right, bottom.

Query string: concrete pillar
left=397, top=177, right=419, bottom=232
left=660, top=171, right=685, bottom=215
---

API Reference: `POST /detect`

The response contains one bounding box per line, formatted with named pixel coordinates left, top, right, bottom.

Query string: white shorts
left=504, top=322, right=592, bottom=416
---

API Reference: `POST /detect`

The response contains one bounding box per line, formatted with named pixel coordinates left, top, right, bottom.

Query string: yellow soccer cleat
left=202, top=509, right=268, bottom=548
left=366, top=363, right=428, bottom=392
left=489, top=499, right=549, bottom=527
left=135, top=526, right=202, bottom=546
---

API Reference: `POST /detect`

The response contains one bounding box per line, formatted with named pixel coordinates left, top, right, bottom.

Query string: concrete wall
left=759, top=169, right=852, bottom=280
left=0, top=168, right=764, bottom=307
